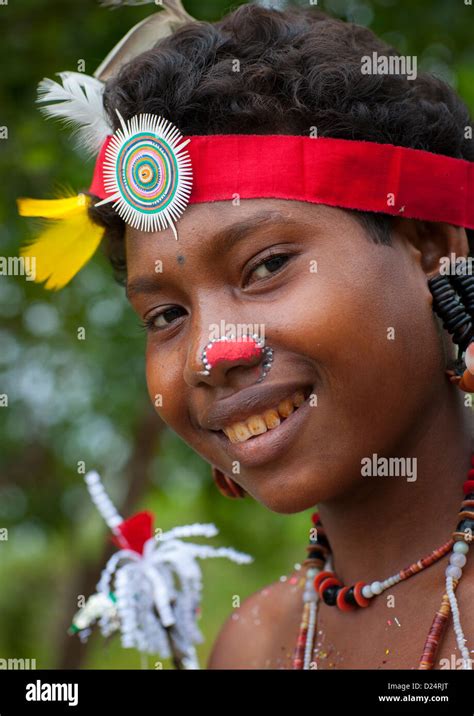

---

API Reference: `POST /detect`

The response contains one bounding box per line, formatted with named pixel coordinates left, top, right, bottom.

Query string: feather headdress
left=17, top=0, right=198, bottom=290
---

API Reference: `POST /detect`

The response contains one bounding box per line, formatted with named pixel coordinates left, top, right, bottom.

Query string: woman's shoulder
left=206, top=564, right=309, bottom=669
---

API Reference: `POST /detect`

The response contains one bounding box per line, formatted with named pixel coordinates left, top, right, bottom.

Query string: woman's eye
left=247, top=254, right=290, bottom=284
left=141, top=306, right=186, bottom=332
left=141, top=254, right=290, bottom=331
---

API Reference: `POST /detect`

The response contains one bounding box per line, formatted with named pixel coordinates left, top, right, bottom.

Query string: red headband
left=89, top=134, right=474, bottom=229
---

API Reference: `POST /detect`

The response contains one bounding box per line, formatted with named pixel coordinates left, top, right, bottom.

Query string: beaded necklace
left=292, top=455, right=474, bottom=670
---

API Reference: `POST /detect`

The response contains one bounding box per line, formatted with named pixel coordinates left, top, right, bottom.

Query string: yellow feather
left=17, top=194, right=105, bottom=290
left=17, top=194, right=89, bottom=219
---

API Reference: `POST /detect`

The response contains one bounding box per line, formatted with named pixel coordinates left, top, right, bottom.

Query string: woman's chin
left=243, top=470, right=335, bottom=514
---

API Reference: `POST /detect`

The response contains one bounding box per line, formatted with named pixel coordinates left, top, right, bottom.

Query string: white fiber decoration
left=72, top=471, right=253, bottom=669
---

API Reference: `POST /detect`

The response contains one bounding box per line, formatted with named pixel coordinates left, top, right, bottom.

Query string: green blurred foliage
left=0, top=0, right=472, bottom=669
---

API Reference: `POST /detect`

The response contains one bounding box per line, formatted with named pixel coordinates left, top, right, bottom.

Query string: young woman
left=19, top=4, right=474, bottom=669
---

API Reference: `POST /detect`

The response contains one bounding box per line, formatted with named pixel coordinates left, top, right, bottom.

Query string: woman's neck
left=317, top=389, right=473, bottom=586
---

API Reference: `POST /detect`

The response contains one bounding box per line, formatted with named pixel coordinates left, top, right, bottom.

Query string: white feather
left=36, top=71, right=113, bottom=157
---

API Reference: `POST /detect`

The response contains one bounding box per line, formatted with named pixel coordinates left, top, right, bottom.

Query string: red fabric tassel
left=111, top=511, right=154, bottom=554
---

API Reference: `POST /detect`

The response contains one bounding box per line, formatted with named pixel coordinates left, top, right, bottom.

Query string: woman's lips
left=211, top=388, right=313, bottom=467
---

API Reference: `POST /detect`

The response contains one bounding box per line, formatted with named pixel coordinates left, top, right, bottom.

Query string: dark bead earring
left=450, top=273, right=474, bottom=319
left=428, top=274, right=473, bottom=352
left=428, top=274, right=474, bottom=391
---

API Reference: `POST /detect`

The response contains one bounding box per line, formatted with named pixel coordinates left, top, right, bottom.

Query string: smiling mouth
left=219, top=385, right=312, bottom=444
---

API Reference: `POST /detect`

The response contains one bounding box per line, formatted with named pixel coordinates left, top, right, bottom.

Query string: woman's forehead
left=123, top=200, right=369, bottom=302
left=124, top=199, right=348, bottom=260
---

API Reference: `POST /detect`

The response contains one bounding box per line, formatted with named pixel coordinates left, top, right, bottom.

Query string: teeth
left=247, top=415, right=268, bottom=435
left=293, top=390, right=305, bottom=407
left=263, top=409, right=281, bottom=429
left=233, top=422, right=252, bottom=442
left=277, top=398, right=294, bottom=418
left=223, top=425, right=238, bottom=443
left=222, top=390, right=307, bottom=443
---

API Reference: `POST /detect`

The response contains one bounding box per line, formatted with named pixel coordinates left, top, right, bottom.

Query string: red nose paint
left=205, top=338, right=262, bottom=369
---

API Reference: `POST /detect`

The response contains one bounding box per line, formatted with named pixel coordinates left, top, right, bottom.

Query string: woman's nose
left=184, top=333, right=269, bottom=387
left=202, top=334, right=265, bottom=378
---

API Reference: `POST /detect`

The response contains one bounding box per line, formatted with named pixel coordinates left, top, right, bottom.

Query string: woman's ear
left=391, top=218, right=470, bottom=278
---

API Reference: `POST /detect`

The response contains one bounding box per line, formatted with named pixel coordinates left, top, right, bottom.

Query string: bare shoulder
left=207, top=565, right=309, bottom=669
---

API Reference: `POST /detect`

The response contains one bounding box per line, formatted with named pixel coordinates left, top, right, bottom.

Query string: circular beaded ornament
left=99, top=110, right=193, bottom=237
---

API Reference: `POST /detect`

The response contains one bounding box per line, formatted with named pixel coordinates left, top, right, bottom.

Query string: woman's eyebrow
left=126, top=211, right=301, bottom=299
left=126, top=275, right=162, bottom=300
left=208, top=210, right=301, bottom=255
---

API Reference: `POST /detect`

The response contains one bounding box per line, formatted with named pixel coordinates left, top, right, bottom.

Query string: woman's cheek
left=145, top=346, right=186, bottom=429
left=145, top=347, right=164, bottom=413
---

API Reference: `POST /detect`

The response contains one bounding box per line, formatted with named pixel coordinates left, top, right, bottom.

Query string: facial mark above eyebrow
left=177, top=255, right=185, bottom=265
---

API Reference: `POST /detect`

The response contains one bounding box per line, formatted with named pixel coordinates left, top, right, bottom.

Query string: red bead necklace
left=292, top=454, right=474, bottom=670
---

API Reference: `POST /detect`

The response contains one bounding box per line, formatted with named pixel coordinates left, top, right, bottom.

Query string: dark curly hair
left=87, top=3, right=474, bottom=285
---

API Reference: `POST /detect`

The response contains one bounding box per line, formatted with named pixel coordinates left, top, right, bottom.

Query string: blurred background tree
left=0, top=0, right=473, bottom=669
